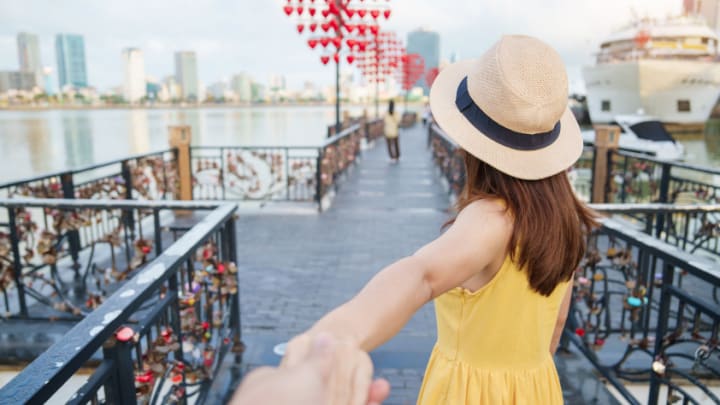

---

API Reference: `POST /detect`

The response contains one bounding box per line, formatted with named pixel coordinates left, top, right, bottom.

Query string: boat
left=582, top=114, right=685, bottom=160
left=583, top=15, right=720, bottom=128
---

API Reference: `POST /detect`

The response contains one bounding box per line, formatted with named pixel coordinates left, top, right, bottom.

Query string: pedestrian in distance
left=282, top=35, right=597, bottom=404
left=384, top=100, right=400, bottom=163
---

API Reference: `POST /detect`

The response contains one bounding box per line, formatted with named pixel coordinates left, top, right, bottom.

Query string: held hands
left=231, top=333, right=390, bottom=405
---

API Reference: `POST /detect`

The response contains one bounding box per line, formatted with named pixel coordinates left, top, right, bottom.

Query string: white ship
left=583, top=16, right=720, bottom=126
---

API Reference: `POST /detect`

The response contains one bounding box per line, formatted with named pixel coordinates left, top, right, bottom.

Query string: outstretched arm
left=289, top=201, right=511, bottom=354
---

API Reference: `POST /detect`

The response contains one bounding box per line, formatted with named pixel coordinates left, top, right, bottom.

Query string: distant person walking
left=422, top=103, right=432, bottom=126
left=384, top=100, right=400, bottom=162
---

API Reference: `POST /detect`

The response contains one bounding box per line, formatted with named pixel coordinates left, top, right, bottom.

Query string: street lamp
left=282, top=0, right=393, bottom=134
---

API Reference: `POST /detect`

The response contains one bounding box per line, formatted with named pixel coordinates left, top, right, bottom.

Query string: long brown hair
left=452, top=151, right=598, bottom=296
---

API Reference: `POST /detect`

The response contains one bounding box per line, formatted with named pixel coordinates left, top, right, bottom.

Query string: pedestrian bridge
left=0, top=118, right=718, bottom=404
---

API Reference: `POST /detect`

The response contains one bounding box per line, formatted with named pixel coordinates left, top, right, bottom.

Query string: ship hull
left=583, top=60, right=720, bottom=125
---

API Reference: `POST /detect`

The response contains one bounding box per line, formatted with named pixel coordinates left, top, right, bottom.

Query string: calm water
left=0, top=105, right=373, bottom=184
left=0, top=106, right=717, bottom=184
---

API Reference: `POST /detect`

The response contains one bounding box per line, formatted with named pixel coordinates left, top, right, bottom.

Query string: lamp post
left=282, top=0, right=393, bottom=134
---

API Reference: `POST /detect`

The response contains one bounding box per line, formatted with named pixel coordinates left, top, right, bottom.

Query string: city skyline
left=0, top=0, right=684, bottom=94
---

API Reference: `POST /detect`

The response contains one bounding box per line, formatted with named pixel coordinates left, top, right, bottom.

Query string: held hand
left=232, top=333, right=390, bottom=405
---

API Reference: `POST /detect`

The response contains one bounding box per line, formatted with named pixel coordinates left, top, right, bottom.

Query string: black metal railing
left=0, top=149, right=179, bottom=202
left=607, top=150, right=720, bottom=206
left=189, top=123, right=365, bottom=210
left=591, top=203, right=720, bottom=258
left=564, top=214, right=720, bottom=405
left=0, top=199, right=241, bottom=405
left=0, top=199, right=226, bottom=321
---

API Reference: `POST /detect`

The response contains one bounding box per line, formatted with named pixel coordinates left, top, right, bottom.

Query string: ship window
left=601, top=100, right=611, bottom=112
left=677, top=100, right=691, bottom=112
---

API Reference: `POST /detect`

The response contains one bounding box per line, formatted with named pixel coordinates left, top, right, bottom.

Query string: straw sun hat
left=429, top=35, right=582, bottom=180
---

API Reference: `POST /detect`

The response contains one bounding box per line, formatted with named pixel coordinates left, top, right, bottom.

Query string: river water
left=0, top=106, right=717, bottom=184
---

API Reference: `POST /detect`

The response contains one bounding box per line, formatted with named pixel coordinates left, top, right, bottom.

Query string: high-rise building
left=406, top=28, right=440, bottom=95
left=231, top=73, right=253, bottom=103
left=122, top=48, right=146, bottom=103
left=56, top=34, right=88, bottom=89
left=17, top=32, right=43, bottom=86
left=0, top=71, right=37, bottom=93
left=174, top=51, right=199, bottom=101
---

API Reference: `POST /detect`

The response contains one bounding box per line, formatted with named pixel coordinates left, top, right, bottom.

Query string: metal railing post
left=121, top=161, right=136, bottom=240
left=655, top=163, right=672, bottom=237
left=7, top=209, right=28, bottom=317
left=60, top=172, right=81, bottom=271
left=316, top=149, right=324, bottom=212
left=647, top=262, right=674, bottom=405
left=102, top=337, right=138, bottom=405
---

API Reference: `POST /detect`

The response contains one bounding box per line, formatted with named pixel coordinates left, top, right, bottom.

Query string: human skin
left=230, top=333, right=390, bottom=405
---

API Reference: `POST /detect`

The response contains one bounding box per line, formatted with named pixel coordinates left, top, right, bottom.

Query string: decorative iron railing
left=607, top=150, right=720, bottom=206
left=189, top=123, right=365, bottom=210
left=0, top=199, right=241, bottom=405
left=0, top=199, right=228, bottom=321
left=0, top=150, right=179, bottom=202
left=564, top=212, right=720, bottom=405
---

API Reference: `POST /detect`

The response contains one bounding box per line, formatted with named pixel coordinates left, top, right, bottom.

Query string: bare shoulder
left=455, top=199, right=512, bottom=233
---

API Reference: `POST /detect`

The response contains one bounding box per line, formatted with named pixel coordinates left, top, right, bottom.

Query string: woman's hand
left=279, top=333, right=388, bottom=405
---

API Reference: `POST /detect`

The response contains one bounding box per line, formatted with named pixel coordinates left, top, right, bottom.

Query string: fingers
left=350, top=351, right=374, bottom=405
left=280, top=333, right=312, bottom=369
left=367, top=378, right=391, bottom=405
left=303, top=333, right=336, bottom=382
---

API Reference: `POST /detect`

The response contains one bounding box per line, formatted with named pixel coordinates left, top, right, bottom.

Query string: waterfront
left=0, top=105, right=717, bottom=184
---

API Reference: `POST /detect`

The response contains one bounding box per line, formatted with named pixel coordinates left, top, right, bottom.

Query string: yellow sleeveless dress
left=417, top=255, right=568, bottom=404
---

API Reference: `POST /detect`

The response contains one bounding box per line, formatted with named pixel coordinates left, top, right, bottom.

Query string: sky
left=0, top=0, right=682, bottom=93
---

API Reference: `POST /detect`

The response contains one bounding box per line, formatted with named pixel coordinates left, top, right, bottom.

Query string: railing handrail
left=0, top=202, right=237, bottom=404
left=589, top=202, right=720, bottom=214
left=323, top=123, right=361, bottom=147
left=0, top=148, right=177, bottom=190
left=430, top=124, right=457, bottom=148
left=0, top=197, right=227, bottom=211
left=614, top=149, right=720, bottom=176
left=190, top=145, right=321, bottom=151
left=599, top=216, right=719, bottom=281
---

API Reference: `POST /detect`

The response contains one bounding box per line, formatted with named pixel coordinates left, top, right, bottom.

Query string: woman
left=282, top=35, right=597, bottom=404
left=384, top=100, right=400, bottom=162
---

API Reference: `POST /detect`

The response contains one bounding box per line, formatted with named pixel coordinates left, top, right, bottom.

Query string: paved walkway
left=232, top=124, right=617, bottom=404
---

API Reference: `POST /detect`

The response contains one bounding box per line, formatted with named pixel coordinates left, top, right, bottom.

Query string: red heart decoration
left=320, top=37, right=330, bottom=47
left=283, top=5, right=294, bottom=15
left=347, top=55, right=355, bottom=64
left=346, top=39, right=356, bottom=48
left=321, top=56, right=330, bottom=65
left=345, top=24, right=354, bottom=33
left=297, top=24, right=305, bottom=33
left=357, top=9, right=367, bottom=18
left=383, top=9, right=391, bottom=19
left=370, top=10, right=380, bottom=19
left=308, top=7, right=316, bottom=16
left=357, top=25, right=367, bottom=35
left=321, top=9, right=330, bottom=17
left=370, top=25, right=379, bottom=35
left=345, top=8, right=355, bottom=18
left=333, top=54, right=340, bottom=64
left=296, top=6, right=304, bottom=15
left=309, top=23, right=318, bottom=32
left=308, top=39, right=318, bottom=49
left=332, top=37, right=342, bottom=48
left=321, top=23, right=330, bottom=32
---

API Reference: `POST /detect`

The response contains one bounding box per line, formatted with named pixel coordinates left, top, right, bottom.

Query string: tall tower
left=122, top=48, right=146, bottom=103
left=407, top=28, right=440, bottom=95
left=55, top=34, right=88, bottom=89
left=174, top=51, right=199, bottom=101
left=17, top=32, right=42, bottom=86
